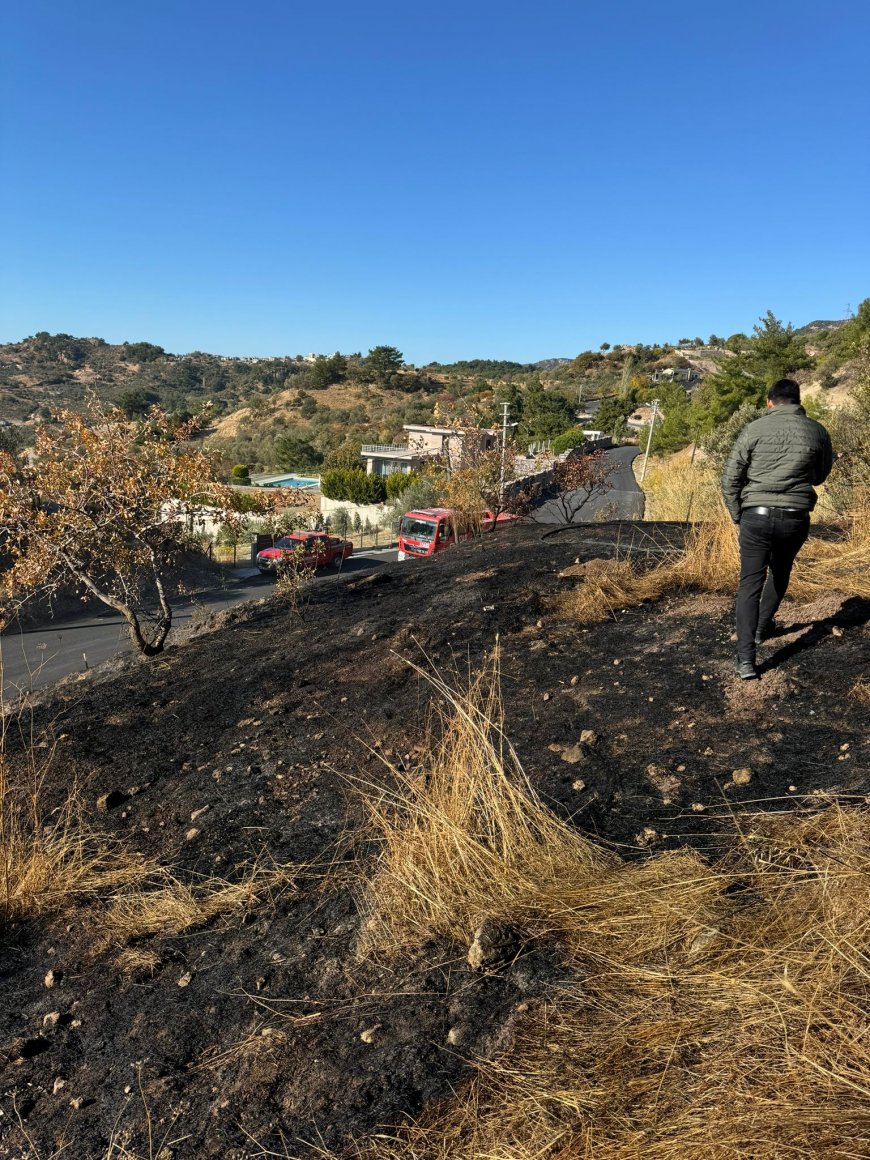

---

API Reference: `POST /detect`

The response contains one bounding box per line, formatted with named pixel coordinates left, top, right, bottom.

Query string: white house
left=361, top=424, right=499, bottom=476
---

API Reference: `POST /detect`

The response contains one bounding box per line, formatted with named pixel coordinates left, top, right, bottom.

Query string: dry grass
left=642, top=456, right=721, bottom=521
left=555, top=483, right=870, bottom=624
left=849, top=678, right=870, bottom=706
left=0, top=705, right=154, bottom=926
left=101, top=864, right=296, bottom=947
left=349, top=659, right=870, bottom=1160
left=1, top=693, right=296, bottom=948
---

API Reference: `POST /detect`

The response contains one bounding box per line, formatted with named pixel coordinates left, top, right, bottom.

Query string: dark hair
left=768, top=378, right=801, bottom=405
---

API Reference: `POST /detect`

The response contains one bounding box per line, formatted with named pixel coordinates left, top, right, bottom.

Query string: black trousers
left=735, top=508, right=810, bottom=660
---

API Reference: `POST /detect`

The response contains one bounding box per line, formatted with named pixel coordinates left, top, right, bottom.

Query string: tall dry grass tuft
left=642, top=455, right=721, bottom=522
left=359, top=655, right=726, bottom=967
left=351, top=661, right=870, bottom=1160
left=0, top=698, right=153, bottom=926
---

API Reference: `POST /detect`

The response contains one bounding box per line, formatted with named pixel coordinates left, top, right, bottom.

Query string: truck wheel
left=332, top=552, right=345, bottom=568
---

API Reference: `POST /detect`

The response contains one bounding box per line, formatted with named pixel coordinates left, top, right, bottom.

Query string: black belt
left=743, top=506, right=805, bottom=516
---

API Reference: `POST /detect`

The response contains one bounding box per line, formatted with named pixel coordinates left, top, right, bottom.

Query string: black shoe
left=735, top=657, right=758, bottom=680
left=755, top=621, right=776, bottom=645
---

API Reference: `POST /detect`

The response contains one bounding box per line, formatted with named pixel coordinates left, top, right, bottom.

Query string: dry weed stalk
left=350, top=661, right=870, bottom=1160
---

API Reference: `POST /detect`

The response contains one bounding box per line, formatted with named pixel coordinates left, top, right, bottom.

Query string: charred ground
left=1, top=523, right=867, bottom=1159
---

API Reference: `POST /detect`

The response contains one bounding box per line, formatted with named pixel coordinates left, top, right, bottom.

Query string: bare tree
left=534, top=450, right=617, bottom=527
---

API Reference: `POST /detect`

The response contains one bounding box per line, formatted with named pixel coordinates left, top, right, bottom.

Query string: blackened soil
left=1, top=524, right=867, bottom=1159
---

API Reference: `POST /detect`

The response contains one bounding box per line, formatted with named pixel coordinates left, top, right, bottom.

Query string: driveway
left=0, top=549, right=398, bottom=697
left=531, top=445, right=644, bottom=523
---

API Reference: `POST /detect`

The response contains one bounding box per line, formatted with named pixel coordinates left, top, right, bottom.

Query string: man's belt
left=742, top=506, right=806, bottom=516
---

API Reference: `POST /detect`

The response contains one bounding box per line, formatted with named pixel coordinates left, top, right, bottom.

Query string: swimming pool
left=259, top=475, right=320, bottom=489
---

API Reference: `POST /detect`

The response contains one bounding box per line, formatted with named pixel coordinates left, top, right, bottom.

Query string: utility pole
left=639, top=398, right=660, bottom=483
left=499, top=402, right=510, bottom=497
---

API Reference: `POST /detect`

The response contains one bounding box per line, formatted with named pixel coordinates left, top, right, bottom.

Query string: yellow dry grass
left=0, top=712, right=153, bottom=926
left=555, top=483, right=870, bottom=624
left=642, top=456, right=721, bottom=521
left=101, top=864, right=296, bottom=947
left=350, top=659, right=870, bottom=1160
left=1, top=698, right=296, bottom=946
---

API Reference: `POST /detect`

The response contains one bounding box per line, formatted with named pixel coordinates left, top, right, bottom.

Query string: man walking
left=722, top=378, right=833, bottom=680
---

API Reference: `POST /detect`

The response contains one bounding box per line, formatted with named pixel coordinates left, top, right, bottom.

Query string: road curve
left=531, top=445, right=644, bottom=524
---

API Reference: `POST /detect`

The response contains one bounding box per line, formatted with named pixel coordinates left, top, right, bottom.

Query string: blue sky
left=2, top=1, right=868, bottom=363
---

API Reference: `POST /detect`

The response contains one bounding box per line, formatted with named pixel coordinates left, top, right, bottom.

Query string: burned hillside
left=1, top=524, right=868, bottom=1159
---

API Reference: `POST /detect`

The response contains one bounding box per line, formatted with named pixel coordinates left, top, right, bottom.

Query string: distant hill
left=0, top=332, right=317, bottom=424
left=796, top=319, right=848, bottom=335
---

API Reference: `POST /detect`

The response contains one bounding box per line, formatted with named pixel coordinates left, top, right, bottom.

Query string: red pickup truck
left=256, top=532, right=353, bottom=576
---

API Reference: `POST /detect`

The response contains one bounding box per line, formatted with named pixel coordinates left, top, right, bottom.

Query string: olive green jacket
left=721, top=404, right=833, bottom=522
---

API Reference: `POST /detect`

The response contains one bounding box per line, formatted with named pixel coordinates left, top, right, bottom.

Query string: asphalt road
left=531, top=445, right=644, bottom=523
left=0, top=549, right=399, bottom=698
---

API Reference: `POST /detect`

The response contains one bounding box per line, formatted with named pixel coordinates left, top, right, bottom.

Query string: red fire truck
left=397, top=507, right=518, bottom=560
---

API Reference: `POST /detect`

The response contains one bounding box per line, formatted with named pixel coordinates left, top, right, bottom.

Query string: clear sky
left=2, top=1, right=868, bottom=363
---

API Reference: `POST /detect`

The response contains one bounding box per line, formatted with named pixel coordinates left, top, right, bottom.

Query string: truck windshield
left=401, top=517, right=437, bottom=541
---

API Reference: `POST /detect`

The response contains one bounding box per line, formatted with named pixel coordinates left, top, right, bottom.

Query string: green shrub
left=386, top=470, right=419, bottom=499
left=320, top=468, right=386, bottom=504
left=231, top=463, right=251, bottom=482
left=551, top=427, right=587, bottom=456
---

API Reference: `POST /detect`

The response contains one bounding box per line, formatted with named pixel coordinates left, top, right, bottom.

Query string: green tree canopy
left=520, top=383, right=576, bottom=441
left=273, top=435, right=324, bottom=472
left=366, top=346, right=404, bottom=382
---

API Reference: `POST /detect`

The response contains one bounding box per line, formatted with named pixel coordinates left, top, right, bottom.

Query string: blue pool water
left=263, top=476, right=319, bottom=488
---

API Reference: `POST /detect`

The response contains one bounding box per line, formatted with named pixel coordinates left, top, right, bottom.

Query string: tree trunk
left=61, top=555, right=172, bottom=656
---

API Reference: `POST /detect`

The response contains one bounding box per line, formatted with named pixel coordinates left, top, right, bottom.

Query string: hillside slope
left=1, top=525, right=867, bottom=1158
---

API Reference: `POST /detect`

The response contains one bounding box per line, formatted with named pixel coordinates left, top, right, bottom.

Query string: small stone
left=44, top=969, right=58, bottom=989
left=468, top=917, right=520, bottom=970
left=676, top=764, right=686, bottom=772
left=542, top=692, right=551, bottom=701
left=579, top=729, right=598, bottom=747
left=635, top=827, right=659, bottom=848
left=731, top=768, right=753, bottom=786
left=613, top=659, right=621, bottom=666
left=548, top=742, right=564, bottom=753
left=840, top=743, right=850, bottom=751
left=570, top=675, right=579, bottom=686
left=177, top=971, right=193, bottom=988
left=645, top=764, right=680, bottom=805
left=832, top=626, right=843, bottom=637
left=53, top=1077, right=66, bottom=1094
left=788, top=785, right=797, bottom=793
left=190, top=805, right=209, bottom=821
left=185, top=828, right=200, bottom=842
left=691, top=803, right=706, bottom=813
left=43, top=1011, right=60, bottom=1028
left=560, top=744, right=585, bottom=764
left=572, top=778, right=587, bottom=792
left=360, top=1024, right=381, bottom=1044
